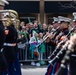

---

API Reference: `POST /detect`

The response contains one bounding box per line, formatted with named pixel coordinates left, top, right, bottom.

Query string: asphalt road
left=21, top=65, right=47, bottom=75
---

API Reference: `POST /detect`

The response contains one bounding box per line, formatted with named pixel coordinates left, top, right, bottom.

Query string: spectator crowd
left=17, top=20, right=53, bottom=66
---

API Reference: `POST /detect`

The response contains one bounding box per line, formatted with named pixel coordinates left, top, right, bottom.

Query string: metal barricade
left=18, top=42, right=51, bottom=63
left=18, top=43, right=27, bottom=61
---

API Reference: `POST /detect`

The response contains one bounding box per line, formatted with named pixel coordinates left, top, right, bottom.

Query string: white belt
left=4, top=43, right=14, bottom=46
left=71, top=54, right=76, bottom=57
left=0, top=48, right=3, bottom=52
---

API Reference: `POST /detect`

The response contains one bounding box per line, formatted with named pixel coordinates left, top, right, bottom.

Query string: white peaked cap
left=64, top=18, right=71, bottom=22
left=58, top=16, right=71, bottom=23
left=52, top=17, right=59, bottom=24
left=73, top=12, right=76, bottom=22
left=0, top=0, right=9, bottom=6
left=58, top=16, right=64, bottom=23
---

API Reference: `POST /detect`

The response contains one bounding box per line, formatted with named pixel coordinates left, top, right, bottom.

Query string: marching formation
left=45, top=14, right=76, bottom=75
left=0, top=0, right=76, bottom=75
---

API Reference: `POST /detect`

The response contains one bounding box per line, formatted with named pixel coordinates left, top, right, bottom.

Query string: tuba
left=0, top=10, right=18, bottom=19
left=0, top=10, right=19, bottom=26
left=12, top=19, right=20, bottom=29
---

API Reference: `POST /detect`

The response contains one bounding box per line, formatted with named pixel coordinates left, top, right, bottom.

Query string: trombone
left=35, top=26, right=60, bottom=48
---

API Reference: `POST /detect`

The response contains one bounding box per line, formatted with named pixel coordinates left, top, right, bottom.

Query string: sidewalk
left=21, top=65, right=47, bottom=75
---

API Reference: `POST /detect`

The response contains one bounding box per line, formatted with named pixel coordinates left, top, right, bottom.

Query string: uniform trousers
left=8, top=62, right=16, bottom=75
left=70, top=57, right=76, bottom=75
left=13, top=53, right=22, bottom=75
left=0, top=70, right=10, bottom=75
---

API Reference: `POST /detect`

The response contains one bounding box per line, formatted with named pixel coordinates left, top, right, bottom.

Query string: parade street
left=21, top=65, right=47, bottom=75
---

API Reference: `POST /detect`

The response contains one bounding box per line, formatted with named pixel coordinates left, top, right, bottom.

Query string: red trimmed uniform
left=0, top=21, right=8, bottom=73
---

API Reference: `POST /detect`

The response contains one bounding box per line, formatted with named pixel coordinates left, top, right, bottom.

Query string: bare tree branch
left=58, top=1, right=76, bottom=10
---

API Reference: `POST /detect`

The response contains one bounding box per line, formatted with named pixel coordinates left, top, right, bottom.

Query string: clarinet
left=49, top=41, right=69, bottom=65
left=48, top=33, right=64, bottom=59
left=48, top=26, right=75, bottom=60
left=35, top=26, right=60, bottom=48
left=55, top=40, right=75, bottom=75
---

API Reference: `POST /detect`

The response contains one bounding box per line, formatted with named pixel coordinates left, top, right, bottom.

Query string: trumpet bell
left=2, top=19, right=11, bottom=26
left=12, top=19, right=20, bottom=29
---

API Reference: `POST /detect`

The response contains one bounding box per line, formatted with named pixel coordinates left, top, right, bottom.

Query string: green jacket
left=39, top=43, right=46, bottom=53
